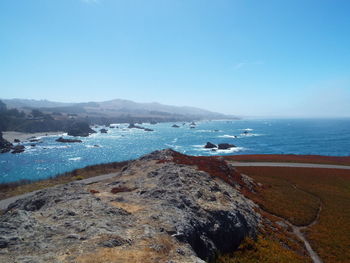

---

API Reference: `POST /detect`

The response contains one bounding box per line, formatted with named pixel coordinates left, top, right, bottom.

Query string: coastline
left=2, top=131, right=64, bottom=143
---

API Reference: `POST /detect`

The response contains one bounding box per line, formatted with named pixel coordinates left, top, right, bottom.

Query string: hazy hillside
left=2, top=98, right=235, bottom=121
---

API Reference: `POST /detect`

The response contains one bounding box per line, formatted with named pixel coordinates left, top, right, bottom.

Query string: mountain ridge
left=1, top=98, right=237, bottom=120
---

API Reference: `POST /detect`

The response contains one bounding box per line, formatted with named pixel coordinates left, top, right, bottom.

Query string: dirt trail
left=289, top=184, right=323, bottom=263
left=260, top=181, right=323, bottom=263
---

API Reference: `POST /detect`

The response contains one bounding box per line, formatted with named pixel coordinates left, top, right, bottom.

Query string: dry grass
left=215, top=235, right=310, bottom=263
left=0, top=161, right=129, bottom=200
left=76, top=235, right=176, bottom=263
left=237, top=166, right=350, bottom=263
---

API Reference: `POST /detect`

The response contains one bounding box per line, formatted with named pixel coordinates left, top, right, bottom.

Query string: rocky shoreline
left=0, top=149, right=260, bottom=263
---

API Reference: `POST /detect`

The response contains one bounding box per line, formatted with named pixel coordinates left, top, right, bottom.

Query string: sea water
left=1, top=119, right=350, bottom=183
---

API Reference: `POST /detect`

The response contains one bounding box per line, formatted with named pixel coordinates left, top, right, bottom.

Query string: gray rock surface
left=0, top=131, right=13, bottom=153
left=0, top=150, right=260, bottom=263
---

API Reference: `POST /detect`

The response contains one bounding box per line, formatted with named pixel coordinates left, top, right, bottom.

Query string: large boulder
left=67, top=122, right=96, bottom=137
left=204, top=142, right=217, bottom=149
left=218, top=143, right=236, bottom=150
left=0, top=131, right=13, bottom=153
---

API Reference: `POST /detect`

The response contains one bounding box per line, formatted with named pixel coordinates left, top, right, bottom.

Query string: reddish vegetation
left=110, top=186, right=133, bottom=194
left=225, top=154, right=350, bottom=166
left=168, top=150, right=243, bottom=186
left=237, top=166, right=350, bottom=263
left=89, top=189, right=100, bottom=194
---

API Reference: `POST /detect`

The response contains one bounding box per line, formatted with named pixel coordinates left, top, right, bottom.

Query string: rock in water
left=204, top=142, right=217, bottom=149
left=172, top=124, right=180, bottom=128
left=67, top=122, right=96, bottom=137
left=11, top=145, right=25, bottom=154
left=218, top=143, right=236, bottom=150
left=55, top=137, right=82, bottom=143
left=0, top=149, right=260, bottom=263
left=100, top=128, right=108, bottom=133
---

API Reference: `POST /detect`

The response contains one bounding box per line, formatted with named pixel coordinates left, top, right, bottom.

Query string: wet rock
left=204, top=142, right=217, bottom=149
left=218, top=143, right=236, bottom=150
left=100, top=128, right=108, bottom=133
left=55, top=137, right=82, bottom=143
left=172, top=124, right=180, bottom=128
left=11, top=145, right=25, bottom=154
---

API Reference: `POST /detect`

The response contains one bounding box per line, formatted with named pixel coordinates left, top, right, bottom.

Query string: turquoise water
left=1, top=119, right=350, bottom=183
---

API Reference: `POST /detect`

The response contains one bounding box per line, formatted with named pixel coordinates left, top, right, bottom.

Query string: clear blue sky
left=1, top=0, right=350, bottom=117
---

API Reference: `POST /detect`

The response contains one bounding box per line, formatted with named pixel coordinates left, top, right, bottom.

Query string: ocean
left=1, top=119, right=350, bottom=183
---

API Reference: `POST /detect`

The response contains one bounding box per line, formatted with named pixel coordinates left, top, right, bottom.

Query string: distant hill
left=2, top=99, right=73, bottom=109
left=2, top=98, right=237, bottom=121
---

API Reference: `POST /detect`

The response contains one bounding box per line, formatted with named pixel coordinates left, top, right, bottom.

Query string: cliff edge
left=0, top=149, right=260, bottom=263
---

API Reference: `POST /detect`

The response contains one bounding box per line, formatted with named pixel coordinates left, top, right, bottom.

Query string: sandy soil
left=2, top=131, right=64, bottom=143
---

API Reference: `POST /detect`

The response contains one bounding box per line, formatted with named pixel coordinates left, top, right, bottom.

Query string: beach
left=2, top=131, right=64, bottom=143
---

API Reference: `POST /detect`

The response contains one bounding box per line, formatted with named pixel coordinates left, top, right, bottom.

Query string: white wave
left=39, top=145, right=71, bottom=149
left=165, top=143, right=182, bottom=150
left=193, top=145, right=245, bottom=154
left=218, top=135, right=238, bottom=139
left=213, top=147, right=245, bottom=154
left=172, top=138, right=178, bottom=143
left=85, top=145, right=102, bottom=148
left=68, top=157, right=82, bottom=161
left=36, top=133, right=67, bottom=139
left=239, top=133, right=263, bottom=137
left=241, top=128, right=253, bottom=131
left=195, top=129, right=219, bottom=133
left=192, top=144, right=205, bottom=148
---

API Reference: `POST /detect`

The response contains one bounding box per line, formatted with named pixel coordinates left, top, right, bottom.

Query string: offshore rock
left=67, top=122, right=96, bottom=137
left=11, top=145, right=25, bottom=154
left=55, top=137, right=82, bottom=143
left=0, top=149, right=260, bottom=263
left=218, top=143, right=236, bottom=150
left=204, top=142, right=217, bottom=149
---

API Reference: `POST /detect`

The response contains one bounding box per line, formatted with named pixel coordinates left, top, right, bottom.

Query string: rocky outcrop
left=0, top=150, right=260, bottom=263
left=100, top=128, right=108, bottom=133
left=67, top=122, right=96, bottom=137
left=0, top=132, right=13, bottom=153
left=55, top=137, right=82, bottom=143
left=128, top=123, right=154, bottom=132
left=204, top=142, right=217, bottom=149
left=11, top=145, right=25, bottom=154
left=172, top=124, right=180, bottom=128
left=218, top=143, right=236, bottom=150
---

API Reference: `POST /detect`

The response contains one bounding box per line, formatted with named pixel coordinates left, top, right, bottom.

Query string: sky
left=1, top=0, right=350, bottom=117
